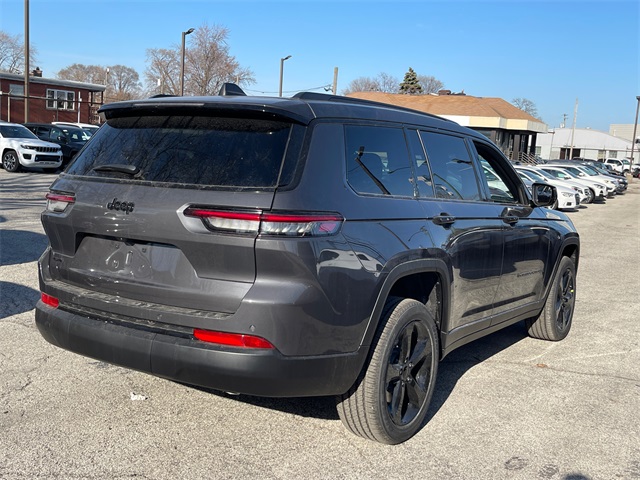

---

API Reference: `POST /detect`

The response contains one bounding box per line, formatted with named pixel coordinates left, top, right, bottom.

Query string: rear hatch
left=42, top=106, right=305, bottom=315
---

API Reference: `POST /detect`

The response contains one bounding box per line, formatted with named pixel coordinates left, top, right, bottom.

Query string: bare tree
left=0, top=30, right=38, bottom=74
left=108, top=64, right=142, bottom=101
left=57, top=64, right=107, bottom=84
left=144, top=23, right=254, bottom=96
left=144, top=48, right=181, bottom=95
left=512, top=97, right=539, bottom=118
left=417, top=75, right=444, bottom=94
left=57, top=63, right=141, bottom=102
left=342, top=72, right=399, bottom=95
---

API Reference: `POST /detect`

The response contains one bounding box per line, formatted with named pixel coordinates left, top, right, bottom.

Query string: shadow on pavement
left=0, top=281, right=40, bottom=320
left=0, top=229, right=48, bottom=266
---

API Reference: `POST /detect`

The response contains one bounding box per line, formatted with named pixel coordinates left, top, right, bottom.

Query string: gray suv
left=36, top=85, right=579, bottom=444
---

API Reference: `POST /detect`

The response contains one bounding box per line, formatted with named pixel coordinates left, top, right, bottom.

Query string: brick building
left=0, top=71, right=106, bottom=125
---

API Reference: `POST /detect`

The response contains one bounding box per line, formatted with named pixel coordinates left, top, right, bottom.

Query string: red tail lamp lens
left=193, top=329, right=274, bottom=349
left=183, top=207, right=343, bottom=237
left=41, top=293, right=59, bottom=308
left=45, top=192, right=75, bottom=213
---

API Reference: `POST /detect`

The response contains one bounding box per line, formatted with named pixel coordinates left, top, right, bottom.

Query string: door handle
left=433, top=214, right=456, bottom=226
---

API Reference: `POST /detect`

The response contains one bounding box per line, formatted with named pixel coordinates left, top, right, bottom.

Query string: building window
left=609, top=151, right=617, bottom=159
left=597, top=150, right=605, bottom=160
left=535, top=146, right=542, bottom=155
left=46, top=89, right=75, bottom=111
left=9, top=84, right=24, bottom=97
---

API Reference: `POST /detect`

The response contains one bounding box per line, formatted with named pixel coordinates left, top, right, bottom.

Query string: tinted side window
left=419, top=131, right=481, bottom=201
left=50, top=127, right=64, bottom=141
left=473, top=141, right=520, bottom=204
left=66, top=116, right=292, bottom=188
left=345, top=125, right=414, bottom=197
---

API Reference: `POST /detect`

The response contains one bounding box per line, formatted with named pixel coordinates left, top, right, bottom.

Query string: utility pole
left=332, top=67, right=339, bottom=95
left=568, top=99, right=578, bottom=159
left=24, top=0, right=30, bottom=122
left=629, top=96, right=640, bottom=167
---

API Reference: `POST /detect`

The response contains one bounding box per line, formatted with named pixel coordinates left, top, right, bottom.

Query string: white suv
left=604, top=158, right=630, bottom=174
left=0, top=122, right=63, bottom=172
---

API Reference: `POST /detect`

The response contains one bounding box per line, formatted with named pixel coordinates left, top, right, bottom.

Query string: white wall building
left=536, top=128, right=637, bottom=163
left=609, top=124, right=639, bottom=142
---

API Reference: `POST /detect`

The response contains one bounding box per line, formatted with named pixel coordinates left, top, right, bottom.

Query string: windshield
left=562, top=166, right=585, bottom=177
left=0, top=124, right=39, bottom=140
left=580, top=165, right=599, bottom=175
left=60, top=127, right=89, bottom=142
left=519, top=169, right=545, bottom=182
left=544, top=168, right=575, bottom=180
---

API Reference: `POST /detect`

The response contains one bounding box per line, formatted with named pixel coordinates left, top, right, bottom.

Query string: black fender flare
left=359, top=258, right=452, bottom=350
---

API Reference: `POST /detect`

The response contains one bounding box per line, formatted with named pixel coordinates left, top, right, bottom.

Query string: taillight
left=183, top=207, right=343, bottom=237
left=45, top=192, right=75, bottom=213
left=193, top=329, right=274, bottom=349
left=41, top=292, right=59, bottom=308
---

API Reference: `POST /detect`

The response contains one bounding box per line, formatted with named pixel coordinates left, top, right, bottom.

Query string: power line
left=244, top=84, right=332, bottom=96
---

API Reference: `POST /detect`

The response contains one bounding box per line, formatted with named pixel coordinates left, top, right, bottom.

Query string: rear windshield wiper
left=92, top=164, right=140, bottom=176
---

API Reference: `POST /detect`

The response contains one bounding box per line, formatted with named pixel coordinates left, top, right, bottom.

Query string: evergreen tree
left=399, top=67, right=423, bottom=95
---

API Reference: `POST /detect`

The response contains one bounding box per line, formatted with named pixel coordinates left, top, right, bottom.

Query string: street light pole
left=279, top=55, right=291, bottom=97
left=629, top=96, right=640, bottom=168
left=180, top=28, right=195, bottom=96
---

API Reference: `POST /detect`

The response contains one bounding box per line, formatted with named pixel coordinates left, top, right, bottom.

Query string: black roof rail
left=218, top=83, right=247, bottom=96
left=148, top=94, right=177, bottom=99
left=292, top=91, right=453, bottom=122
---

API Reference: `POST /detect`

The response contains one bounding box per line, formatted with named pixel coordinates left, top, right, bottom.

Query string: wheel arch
left=359, top=258, right=451, bottom=357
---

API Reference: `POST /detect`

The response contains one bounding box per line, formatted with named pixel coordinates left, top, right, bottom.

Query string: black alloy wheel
left=336, top=297, right=439, bottom=444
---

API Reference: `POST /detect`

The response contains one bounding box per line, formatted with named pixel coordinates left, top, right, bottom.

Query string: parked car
left=546, top=162, right=618, bottom=197
left=576, top=163, right=626, bottom=193
left=515, top=165, right=590, bottom=204
left=35, top=85, right=580, bottom=444
left=52, top=121, right=99, bottom=137
left=539, top=165, right=608, bottom=202
left=604, top=158, right=630, bottom=174
left=24, top=122, right=89, bottom=167
left=516, top=169, right=579, bottom=210
left=0, top=121, right=62, bottom=172
left=583, top=162, right=627, bottom=191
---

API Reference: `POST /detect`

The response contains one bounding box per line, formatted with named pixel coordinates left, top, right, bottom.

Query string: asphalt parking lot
left=0, top=169, right=638, bottom=480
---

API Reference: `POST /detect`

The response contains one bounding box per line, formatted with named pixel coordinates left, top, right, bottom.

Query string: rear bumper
left=35, top=302, right=366, bottom=397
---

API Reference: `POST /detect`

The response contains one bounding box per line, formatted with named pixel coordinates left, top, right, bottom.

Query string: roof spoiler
left=218, top=83, right=247, bottom=96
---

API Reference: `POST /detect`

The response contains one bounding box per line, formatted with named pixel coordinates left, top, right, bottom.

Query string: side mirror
left=531, top=182, right=557, bottom=207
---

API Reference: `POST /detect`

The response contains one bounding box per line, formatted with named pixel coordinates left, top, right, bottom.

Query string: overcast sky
left=1, top=0, right=638, bottom=132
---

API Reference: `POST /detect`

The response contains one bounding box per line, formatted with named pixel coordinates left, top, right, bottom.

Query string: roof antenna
left=218, top=83, right=247, bottom=96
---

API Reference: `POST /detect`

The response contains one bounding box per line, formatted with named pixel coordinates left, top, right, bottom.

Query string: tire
left=526, top=256, right=576, bottom=341
left=336, top=297, right=439, bottom=444
left=584, top=188, right=594, bottom=204
left=2, top=150, right=21, bottom=173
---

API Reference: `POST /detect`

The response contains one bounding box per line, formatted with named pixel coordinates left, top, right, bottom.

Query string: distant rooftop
left=347, top=91, right=547, bottom=133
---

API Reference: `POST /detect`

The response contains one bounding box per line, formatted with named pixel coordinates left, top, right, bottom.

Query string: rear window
left=66, top=115, right=292, bottom=188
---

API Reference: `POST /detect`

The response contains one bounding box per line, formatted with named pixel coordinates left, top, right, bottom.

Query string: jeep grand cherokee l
left=35, top=85, right=579, bottom=444
left=0, top=121, right=63, bottom=172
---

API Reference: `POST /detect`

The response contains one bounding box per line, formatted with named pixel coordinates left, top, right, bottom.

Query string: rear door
left=42, top=112, right=299, bottom=315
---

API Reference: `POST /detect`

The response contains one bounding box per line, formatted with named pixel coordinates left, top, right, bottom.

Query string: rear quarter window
left=66, top=116, right=292, bottom=188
